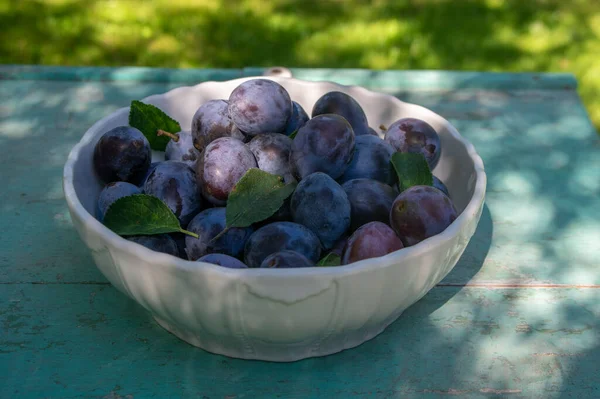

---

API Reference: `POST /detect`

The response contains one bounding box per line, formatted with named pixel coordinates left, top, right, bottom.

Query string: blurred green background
left=1, top=0, right=599, bottom=129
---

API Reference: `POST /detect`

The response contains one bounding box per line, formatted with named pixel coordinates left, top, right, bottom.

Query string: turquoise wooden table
left=1, top=66, right=599, bottom=398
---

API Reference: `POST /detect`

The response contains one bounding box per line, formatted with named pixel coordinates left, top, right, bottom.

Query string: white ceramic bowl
left=63, top=74, right=486, bottom=362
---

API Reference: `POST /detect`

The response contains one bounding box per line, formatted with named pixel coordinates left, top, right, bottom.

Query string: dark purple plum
left=228, top=79, right=292, bottom=135
left=341, top=222, right=404, bottom=265
left=97, top=181, right=141, bottom=221
left=284, top=101, right=309, bottom=136
left=191, top=99, right=246, bottom=152
left=312, top=91, right=370, bottom=136
left=338, top=135, right=396, bottom=185
left=185, top=208, right=253, bottom=261
left=246, top=133, right=294, bottom=183
left=139, top=161, right=161, bottom=190
left=254, top=197, right=293, bottom=228
left=384, top=118, right=441, bottom=169
left=390, top=185, right=457, bottom=247
left=144, top=161, right=203, bottom=227
left=196, top=137, right=257, bottom=205
left=93, top=126, right=151, bottom=185
left=244, top=222, right=322, bottom=268
left=170, top=232, right=188, bottom=259
left=433, top=176, right=450, bottom=197
left=260, top=250, right=314, bottom=268
left=290, top=172, right=351, bottom=249
left=127, top=234, right=180, bottom=257
left=163, top=130, right=200, bottom=169
left=330, top=233, right=349, bottom=257
left=197, top=253, right=248, bottom=269
left=342, top=178, right=398, bottom=232
left=290, top=114, right=355, bottom=180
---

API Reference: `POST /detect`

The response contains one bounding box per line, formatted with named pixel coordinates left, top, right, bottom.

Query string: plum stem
left=209, top=227, right=231, bottom=244
left=157, top=129, right=179, bottom=142
left=179, top=228, right=199, bottom=239
left=379, top=124, right=388, bottom=132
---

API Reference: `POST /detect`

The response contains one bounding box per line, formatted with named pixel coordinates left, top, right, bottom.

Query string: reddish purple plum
left=191, top=99, right=246, bottom=152
left=246, top=133, right=294, bottom=183
left=384, top=118, right=441, bottom=169
left=196, top=137, right=257, bottom=205
left=389, top=185, right=457, bottom=247
left=341, top=222, right=404, bottom=264
left=228, top=79, right=292, bottom=135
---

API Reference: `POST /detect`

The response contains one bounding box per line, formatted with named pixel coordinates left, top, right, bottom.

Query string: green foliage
left=103, top=194, right=198, bottom=238
left=317, top=252, right=341, bottom=267
left=1, top=0, right=599, bottom=129
left=226, top=168, right=296, bottom=228
left=129, top=101, right=181, bottom=151
left=391, top=152, right=433, bottom=192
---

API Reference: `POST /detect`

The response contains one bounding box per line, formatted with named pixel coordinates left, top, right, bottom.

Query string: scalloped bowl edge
left=63, top=75, right=486, bottom=362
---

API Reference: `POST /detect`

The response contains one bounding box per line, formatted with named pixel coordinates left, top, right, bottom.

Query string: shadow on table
left=167, top=82, right=600, bottom=396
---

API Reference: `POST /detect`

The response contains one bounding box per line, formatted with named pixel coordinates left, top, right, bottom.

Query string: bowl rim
left=63, top=75, right=487, bottom=278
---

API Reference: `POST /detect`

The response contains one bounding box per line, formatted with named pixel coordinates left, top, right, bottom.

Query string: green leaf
left=128, top=100, right=182, bottom=151
left=288, top=129, right=298, bottom=139
left=103, top=194, right=198, bottom=238
left=226, top=168, right=297, bottom=228
left=390, top=152, right=433, bottom=192
left=317, top=253, right=341, bottom=267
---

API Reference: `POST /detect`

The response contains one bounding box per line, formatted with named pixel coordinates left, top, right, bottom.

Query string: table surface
left=1, top=65, right=599, bottom=398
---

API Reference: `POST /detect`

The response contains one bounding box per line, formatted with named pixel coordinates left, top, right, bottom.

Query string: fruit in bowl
left=63, top=73, right=486, bottom=362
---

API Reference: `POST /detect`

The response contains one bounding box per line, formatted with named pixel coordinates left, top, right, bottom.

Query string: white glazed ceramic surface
left=63, top=75, right=486, bottom=362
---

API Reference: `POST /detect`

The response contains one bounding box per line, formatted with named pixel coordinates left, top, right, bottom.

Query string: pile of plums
left=93, top=79, right=457, bottom=269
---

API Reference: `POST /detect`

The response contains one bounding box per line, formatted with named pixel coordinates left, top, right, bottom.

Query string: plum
left=93, top=126, right=151, bottom=185
left=290, top=172, right=351, bottom=249
left=342, top=178, right=398, bottom=232
left=196, top=137, right=257, bottom=205
left=259, top=250, right=314, bottom=268
left=290, top=114, right=355, bottom=180
left=244, top=222, right=322, bottom=268
left=384, top=118, right=441, bottom=169
left=144, top=161, right=203, bottom=227
left=341, top=222, right=404, bottom=264
left=228, top=79, right=292, bottom=135
left=312, top=91, right=370, bottom=136
left=389, top=185, right=457, bottom=246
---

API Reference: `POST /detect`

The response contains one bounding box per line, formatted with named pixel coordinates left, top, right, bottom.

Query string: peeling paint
left=515, top=323, right=533, bottom=333
left=479, top=388, right=522, bottom=394
left=419, top=388, right=470, bottom=395
left=532, top=352, right=584, bottom=357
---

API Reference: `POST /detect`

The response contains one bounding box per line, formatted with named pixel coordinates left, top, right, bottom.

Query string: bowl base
left=153, top=310, right=404, bottom=362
